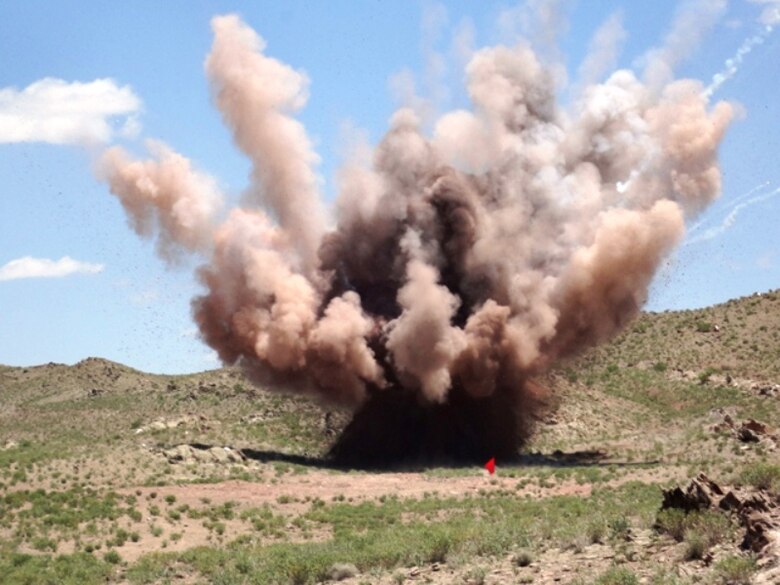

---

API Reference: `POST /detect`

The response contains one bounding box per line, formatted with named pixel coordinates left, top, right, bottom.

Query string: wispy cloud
left=129, top=288, right=159, bottom=306
left=688, top=181, right=769, bottom=234
left=641, top=0, right=727, bottom=89
left=749, top=0, right=780, bottom=26
left=755, top=250, right=775, bottom=270
left=686, top=186, right=780, bottom=245
left=0, top=256, right=104, bottom=281
left=0, top=78, right=141, bottom=145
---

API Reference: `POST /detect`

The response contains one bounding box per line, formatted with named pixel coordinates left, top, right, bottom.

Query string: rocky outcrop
left=710, top=414, right=778, bottom=448
left=161, top=443, right=245, bottom=465
left=134, top=415, right=216, bottom=434
left=661, top=473, right=780, bottom=578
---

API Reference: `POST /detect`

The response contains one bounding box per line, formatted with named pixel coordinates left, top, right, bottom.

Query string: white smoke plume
left=97, top=10, right=735, bottom=460
left=574, top=12, right=627, bottom=91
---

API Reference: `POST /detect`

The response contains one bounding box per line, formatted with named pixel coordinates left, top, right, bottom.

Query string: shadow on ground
left=169, top=443, right=660, bottom=473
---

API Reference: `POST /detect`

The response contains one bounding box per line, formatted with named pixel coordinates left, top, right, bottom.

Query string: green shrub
left=714, top=555, right=755, bottom=584
left=586, top=519, right=607, bottom=544
left=0, top=552, right=111, bottom=585
left=514, top=550, right=533, bottom=567
left=655, top=508, right=687, bottom=541
left=657, top=508, right=732, bottom=560
left=739, top=462, right=780, bottom=492
left=31, top=536, right=57, bottom=552
left=683, top=531, right=707, bottom=560
left=103, top=550, right=121, bottom=565
left=608, top=516, right=631, bottom=541
left=595, top=567, right=639, bottom=585
left=699, top=368, right=717, bottom=384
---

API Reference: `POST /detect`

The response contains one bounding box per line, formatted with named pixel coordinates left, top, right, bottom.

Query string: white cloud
left=0, top=78, right=141, bottom=145
left=0, top=256, right=104, bottom=281
left=749, top=0, right=780, bottom=25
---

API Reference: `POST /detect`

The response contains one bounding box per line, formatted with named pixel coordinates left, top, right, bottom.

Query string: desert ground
left=1, top=290, right=779, bottom=584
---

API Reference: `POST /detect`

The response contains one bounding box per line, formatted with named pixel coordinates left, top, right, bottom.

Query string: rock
left=742, top=509, right=775, bottom=553
left=162, top=443, right=245, bottom=465
left=738, top=427, right=760, bottom=443
left=207, top=447, right=231, bottom=464
left=163, top=444, right=196, bottom=464
left=737, top=419, right=774, bottom=443
left=208, top=446, right=243, bottom=464
left=719, top=491, right=742, bottom=512
left=752, top=383, right=780, bottom=397
left=323, top=411, right=337, bottom=436
left=661, top=474, right=780, bottom=560
left=328, top=563, right=358, bottom=581
left=743, top=419, right=769, bottom=435
left=661, top=473, right=722, bottom=512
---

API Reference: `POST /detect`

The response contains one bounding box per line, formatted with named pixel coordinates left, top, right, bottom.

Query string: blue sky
left=1, top=1, right=778, bottom=373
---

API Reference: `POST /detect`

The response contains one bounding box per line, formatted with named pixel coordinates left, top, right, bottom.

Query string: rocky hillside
left=0, top=289, right=778, bottom=584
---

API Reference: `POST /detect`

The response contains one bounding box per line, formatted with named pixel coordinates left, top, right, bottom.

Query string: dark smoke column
left=98, top=14, right=733, bottom=467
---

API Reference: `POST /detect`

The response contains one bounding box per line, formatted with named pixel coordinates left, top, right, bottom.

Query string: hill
left=1, top=290, right=779, bottom=584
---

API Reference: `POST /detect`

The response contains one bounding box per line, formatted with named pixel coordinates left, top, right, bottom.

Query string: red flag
left=484, top=457, right=495, bottom=474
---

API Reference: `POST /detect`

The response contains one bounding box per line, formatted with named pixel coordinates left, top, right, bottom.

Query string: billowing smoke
left=98, top=12, right=733, bottom=466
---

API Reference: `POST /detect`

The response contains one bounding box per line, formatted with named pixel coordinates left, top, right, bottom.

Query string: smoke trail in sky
left=704, top=23, right=775, bottom=98
left=688, top=181, right=769, bottom=235
left=686, top=186, right=780, bottom=245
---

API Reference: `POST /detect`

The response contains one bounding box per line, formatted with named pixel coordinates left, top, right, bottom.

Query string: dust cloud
left=98, top=9, right=733, bottom=465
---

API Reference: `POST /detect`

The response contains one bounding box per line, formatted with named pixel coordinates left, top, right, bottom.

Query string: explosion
left=98, top=12, right=733, bottom=466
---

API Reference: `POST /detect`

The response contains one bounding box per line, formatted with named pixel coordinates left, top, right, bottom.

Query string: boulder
left=661, top=474, right=780, bottom=559
left=661, top=473, right=722, bottom=512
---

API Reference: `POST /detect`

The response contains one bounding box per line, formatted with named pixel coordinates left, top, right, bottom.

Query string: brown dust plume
left=98, top=12, right=733, bottom=466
